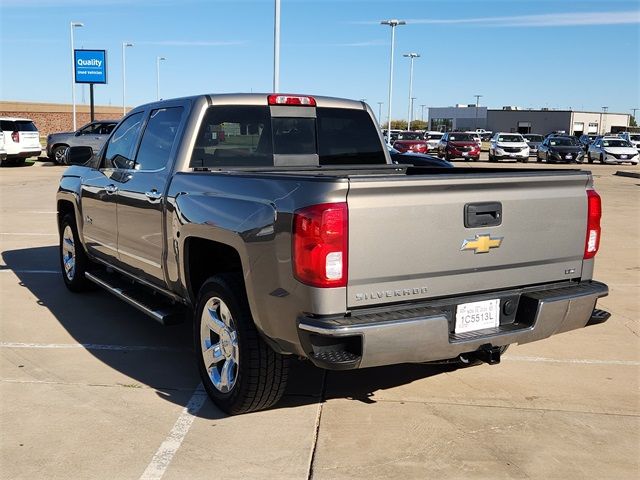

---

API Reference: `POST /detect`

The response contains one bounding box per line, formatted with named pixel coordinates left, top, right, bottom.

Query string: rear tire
left=59, top=213, right=92, bottom=292
left=195, top=273, right=289, bottom=415
left=52, top=145, right=68, bottom=164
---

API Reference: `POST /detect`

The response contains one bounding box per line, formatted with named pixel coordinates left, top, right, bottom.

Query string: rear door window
left=1, top=121, right=16, bottom=131
left=317, top=108, right=385, bottom=165
left=134, top=107, right=183, bottom=171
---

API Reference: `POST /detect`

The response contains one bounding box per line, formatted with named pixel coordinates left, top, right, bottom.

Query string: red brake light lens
left=293, top=202, right=348, bottom=288
left=268, top=94, right=316, bottom=106
left=11, top=131, right=19, bottom=142
left=584, top=189, right=601, bottom=259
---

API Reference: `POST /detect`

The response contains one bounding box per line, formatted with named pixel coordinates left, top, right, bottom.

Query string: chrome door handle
left=145, top=190, right=162, bottom=202
left=105, top=184, right=118, bottom=194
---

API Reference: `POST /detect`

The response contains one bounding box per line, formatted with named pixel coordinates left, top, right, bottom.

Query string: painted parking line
left=505, top=355, right=640, bottom=366
left=0, top=269, right=60, bottom=274
left=0, top=342, right=189, bottom=353
left=139, top=383, right=207, bottom=480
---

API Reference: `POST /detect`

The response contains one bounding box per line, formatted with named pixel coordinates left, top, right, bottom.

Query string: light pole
left=420, top=104, right=426, bottom=122
left=410, top=97, right=417, bottom=130
left=156, top=56, right=166, bottom=101
left=377, top=102, right=384, bottom=124
left=122, top=42, right=134, bottom=116
left=69, top=21, right=84, bottom=131
left=600, top=106, right=608, bottom=134
left=273, top=0, right=281, bottom=91
left=381, top=19, right=406, bottom=143
left=403, top=52, right=419, bottom=130
left=474, top=94, right=483, bottom=130
left=631, top=108, right=639, bottom=126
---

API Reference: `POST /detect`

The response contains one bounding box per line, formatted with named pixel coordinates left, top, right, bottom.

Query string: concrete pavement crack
left=306, top=369, right=327, bottom=480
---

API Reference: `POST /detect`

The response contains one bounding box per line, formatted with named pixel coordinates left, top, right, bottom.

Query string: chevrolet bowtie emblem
left=461, top=234, right=503, bottom=254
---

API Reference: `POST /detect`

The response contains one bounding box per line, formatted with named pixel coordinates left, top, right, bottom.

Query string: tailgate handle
left=464, top=202, right=502, bottom=228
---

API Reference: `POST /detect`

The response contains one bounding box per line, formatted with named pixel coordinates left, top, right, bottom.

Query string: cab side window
left=103, top=112, right=144, bottom=169
left=134, top=107, right=184, bottom=171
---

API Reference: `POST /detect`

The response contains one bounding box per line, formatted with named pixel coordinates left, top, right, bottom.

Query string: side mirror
left=65, top=146, right=93, bottom=165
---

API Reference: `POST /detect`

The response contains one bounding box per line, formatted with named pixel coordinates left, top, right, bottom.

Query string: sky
left=1, top=0, right=639, bottom=121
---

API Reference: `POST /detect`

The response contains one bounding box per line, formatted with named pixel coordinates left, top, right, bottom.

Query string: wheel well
left=184, top=237, right=244, bottom=303
left=57, top=200, right=75, bottom=231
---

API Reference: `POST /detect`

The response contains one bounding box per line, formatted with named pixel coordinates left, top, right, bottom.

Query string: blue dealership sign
left=74, top=49, right=107, bottom=84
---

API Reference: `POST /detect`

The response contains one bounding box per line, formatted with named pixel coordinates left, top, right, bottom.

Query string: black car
left=388, top=146, right=453, bottom=168
left=537, top=136, right=584, bottom=163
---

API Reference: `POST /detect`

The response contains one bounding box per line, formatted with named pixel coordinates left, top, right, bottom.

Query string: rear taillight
left=11, top=131, right=19, bottom=142
left=293, top=202, right=348, bottom=288
left=584, top=189, right=601, bottom=259
left=268, top=94, right=316, bottom=106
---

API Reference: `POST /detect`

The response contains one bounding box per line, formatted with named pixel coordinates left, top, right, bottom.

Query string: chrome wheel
left=62, top=225, right=76, bottom=281
left=54, top=146, right=68, bottom=163
left=200, top=297, right=239, bottom=393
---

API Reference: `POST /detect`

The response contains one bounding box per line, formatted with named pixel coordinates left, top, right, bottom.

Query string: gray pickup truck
left=57, top=93, right=609, bottom=414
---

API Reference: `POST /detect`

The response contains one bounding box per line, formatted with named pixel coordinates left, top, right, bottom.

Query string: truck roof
left=134, top=93, right=366, bottom=111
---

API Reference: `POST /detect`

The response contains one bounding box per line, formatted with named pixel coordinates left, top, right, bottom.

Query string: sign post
left=74, top=49, right=107, bottom=122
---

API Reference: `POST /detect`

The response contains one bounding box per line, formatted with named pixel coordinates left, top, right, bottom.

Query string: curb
left=614, top=171, right=640, bottom=179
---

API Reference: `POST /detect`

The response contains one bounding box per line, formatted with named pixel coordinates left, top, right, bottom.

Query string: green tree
left=630, top=115, right=637, bottom=127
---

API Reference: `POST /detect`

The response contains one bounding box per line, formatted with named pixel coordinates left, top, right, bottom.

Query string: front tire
left=195, top=274, right=289, bottom=415
left=59, top=214, right=92, bottom=292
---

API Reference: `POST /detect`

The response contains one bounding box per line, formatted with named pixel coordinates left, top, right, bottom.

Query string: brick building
left=0, top=101, right=125, bottom=139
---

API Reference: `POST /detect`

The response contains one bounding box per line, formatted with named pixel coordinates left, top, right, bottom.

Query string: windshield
left=524, top=135, right=543, bottom=142
left=602, top=139, right=631, bottom=148
left=398, top=132, right=423, bottom=140
left=549, top=137, right=579, bottom=146
left=497, top=135, right=523, bottom=142
left=448, top=133, right=474, bottom=142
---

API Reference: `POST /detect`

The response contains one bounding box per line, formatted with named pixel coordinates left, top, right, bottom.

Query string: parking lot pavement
left=1, top=161, right=638, bottom=479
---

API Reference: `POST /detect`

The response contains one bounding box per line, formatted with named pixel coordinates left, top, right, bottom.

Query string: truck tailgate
left=346, top=171, right=589, bottom=308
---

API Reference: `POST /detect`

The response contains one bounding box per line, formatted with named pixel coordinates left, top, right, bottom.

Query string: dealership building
left=486, top=109, right=631, bottom=136
left=428, top=104, right=631, bottom=136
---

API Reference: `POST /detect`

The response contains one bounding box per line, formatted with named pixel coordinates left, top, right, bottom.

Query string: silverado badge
left=461, top=234, right=503, bottom=254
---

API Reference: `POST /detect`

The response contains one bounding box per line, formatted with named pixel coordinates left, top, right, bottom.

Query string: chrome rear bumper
left=298, top=281, right=608, bottom=369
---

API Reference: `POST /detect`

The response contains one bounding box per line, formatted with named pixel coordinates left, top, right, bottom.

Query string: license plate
left=455, top=299, right=500, bottom=334
left=462, top=152, right=469, bottom=156
left=566, top=154, right=572, bottom=159
left=621, top=155, right=627, bottom=159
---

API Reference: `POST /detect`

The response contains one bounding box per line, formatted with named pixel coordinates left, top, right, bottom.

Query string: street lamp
left=122, top=42, right=134, bottom=116
left=69, top=21, right=84, bottom=131
left=156, top=56, right=166, bottom=101
left=410, top=97, right=417, bottom=129
left=403, top=52, right=419, bottom=130
left=474, top=94, right=483, bottom=130
left=600, top=106, right=608, bottom=134
left=381, top=19, right=406, bottom=143
left=273, top=0, right=281, bottom=91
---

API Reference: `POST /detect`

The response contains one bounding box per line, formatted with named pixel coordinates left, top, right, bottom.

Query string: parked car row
left=46, top=120, right=118, bottom=163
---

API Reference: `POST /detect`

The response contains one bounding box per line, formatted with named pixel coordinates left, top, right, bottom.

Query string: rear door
left=345, top=171, right=589, bottom=308
left=115, top=104, right=185, bottom=286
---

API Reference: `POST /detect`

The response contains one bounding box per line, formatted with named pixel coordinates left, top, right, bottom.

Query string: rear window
left=317, top=108, right=385, bottom=165
left=15, top=121, right=37, bottom=132
left=190, top=106, right=385, bottom=168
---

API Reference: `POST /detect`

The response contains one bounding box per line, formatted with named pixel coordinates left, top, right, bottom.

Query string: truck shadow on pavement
left=3, top=245, right=460, bottom=418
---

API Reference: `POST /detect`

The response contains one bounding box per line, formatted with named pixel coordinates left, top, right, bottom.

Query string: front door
left=82, top=112, right=145, bottom=263
left=115, top=106, right=184, bottom=286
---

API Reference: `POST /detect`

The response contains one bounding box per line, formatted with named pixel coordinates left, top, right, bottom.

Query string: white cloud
left=134, top=40, right=246, bottom=47
left=355, top=10, right=640, bottom=28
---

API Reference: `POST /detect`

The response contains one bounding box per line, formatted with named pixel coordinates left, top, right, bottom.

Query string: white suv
left=618, top=132, right=640, bottom=153
left=0, top=117, right=41, bottom=166
left=489, top=132, right=530, bottom=162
